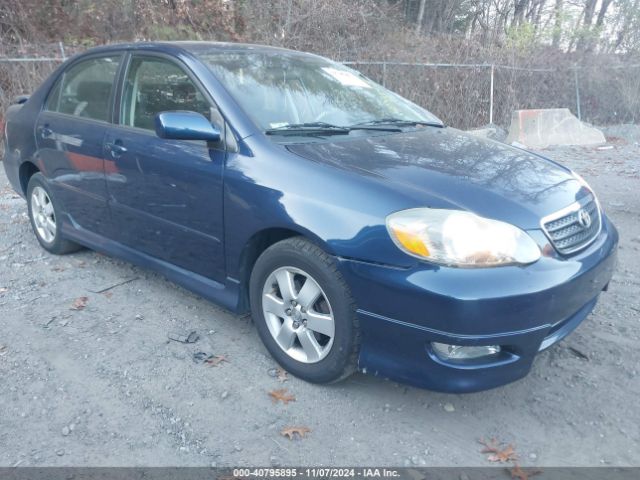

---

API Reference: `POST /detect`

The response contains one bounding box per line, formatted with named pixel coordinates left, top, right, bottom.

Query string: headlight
left=572, top=170, right=602, bottom=211
left=572, top=171, right=598, bottom=199
left=386, top=208, right=541, bottom=267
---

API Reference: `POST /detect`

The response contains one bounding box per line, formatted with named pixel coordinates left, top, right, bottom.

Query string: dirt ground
left=1, top=135, right=639, bottom=468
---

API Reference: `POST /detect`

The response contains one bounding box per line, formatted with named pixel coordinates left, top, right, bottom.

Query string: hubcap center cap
left=291, top=306, right=303, bottom=322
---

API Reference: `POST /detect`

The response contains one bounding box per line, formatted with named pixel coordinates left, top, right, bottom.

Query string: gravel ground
left=1, top=138, right=639, bottom=468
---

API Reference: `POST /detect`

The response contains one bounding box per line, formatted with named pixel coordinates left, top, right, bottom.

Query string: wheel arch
left=235, top=226, right=332, bottom=312
left=19, top=161, right=40, bottom=196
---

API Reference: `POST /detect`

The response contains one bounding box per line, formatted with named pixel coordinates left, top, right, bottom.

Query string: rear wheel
left=27, top=173, right=81, bottom=255
left=250, top=237, right=359, bottom=383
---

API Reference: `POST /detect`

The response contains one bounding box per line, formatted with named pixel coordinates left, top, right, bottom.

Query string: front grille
left=542, top=195, right=601, bottom=255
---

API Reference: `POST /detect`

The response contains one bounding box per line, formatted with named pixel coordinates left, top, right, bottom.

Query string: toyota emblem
left=577, top=208, right=592, bottom=229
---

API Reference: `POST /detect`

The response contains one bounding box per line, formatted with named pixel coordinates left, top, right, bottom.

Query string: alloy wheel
left=261, top=266, right=335, bottom=363
left=31, top=186, right=56, bottom=243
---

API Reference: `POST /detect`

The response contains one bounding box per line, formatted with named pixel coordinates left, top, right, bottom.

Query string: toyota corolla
left=2, top=42, right=618, bottom=392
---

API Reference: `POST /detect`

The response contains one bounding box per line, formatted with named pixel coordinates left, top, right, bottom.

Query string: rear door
left=104, top=53, right=226, bottom=281
left=35, top=54, right=122, bottom=237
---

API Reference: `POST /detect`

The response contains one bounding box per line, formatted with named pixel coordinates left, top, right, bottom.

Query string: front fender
left=223, top=140, right=426, bottom=279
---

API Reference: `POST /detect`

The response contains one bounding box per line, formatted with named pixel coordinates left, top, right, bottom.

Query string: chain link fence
left=345, top=60, right=640, bottom=129
left=2, top=44, right=640, bottom=131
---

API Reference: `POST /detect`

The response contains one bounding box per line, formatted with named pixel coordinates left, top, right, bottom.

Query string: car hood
left=286, top=127, right=585, bottom=230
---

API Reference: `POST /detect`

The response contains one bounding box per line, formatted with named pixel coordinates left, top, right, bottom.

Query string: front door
left=35, top=54, right=122, bottom=237
left=104, top=54, right=226, bottom=281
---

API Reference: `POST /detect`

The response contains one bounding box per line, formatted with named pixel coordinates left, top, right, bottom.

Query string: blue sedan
left=2, top=42, right=617, bottom=392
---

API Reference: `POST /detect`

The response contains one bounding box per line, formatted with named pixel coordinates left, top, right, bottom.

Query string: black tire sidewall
left=250, top=239, right=357, bottom=384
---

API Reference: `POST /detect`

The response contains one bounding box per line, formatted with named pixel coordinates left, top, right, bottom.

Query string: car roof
left=78, top=41, right=322, bottom=59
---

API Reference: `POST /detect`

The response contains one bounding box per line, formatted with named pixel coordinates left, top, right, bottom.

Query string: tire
left=26, top=173, right=82, bottom=255
left=250, top=237, right=359, bottom=384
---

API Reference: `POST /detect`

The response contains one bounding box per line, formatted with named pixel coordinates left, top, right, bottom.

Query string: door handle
left=39, top=126, right=53, bottom=139
left=105, top=142, right=128, bottom=158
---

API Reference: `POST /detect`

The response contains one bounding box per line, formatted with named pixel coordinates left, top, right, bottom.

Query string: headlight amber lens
left=388, top=222, right=431, bottom=257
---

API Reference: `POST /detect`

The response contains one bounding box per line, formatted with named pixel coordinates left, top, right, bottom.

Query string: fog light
left=431, top=342, right=501, bottom=360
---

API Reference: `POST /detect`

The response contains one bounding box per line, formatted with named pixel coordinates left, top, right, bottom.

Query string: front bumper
left=338, top=215, right=618, bottom=393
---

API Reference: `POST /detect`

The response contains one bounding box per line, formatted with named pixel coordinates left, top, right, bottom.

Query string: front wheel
left=250, top=237, right=359, bottom=384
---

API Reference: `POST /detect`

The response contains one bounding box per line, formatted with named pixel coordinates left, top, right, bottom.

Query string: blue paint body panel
left=2, top=41, right=618, bottom=392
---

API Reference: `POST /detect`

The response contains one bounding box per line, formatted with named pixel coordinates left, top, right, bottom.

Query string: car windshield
left=196, top=51, right=442, bottom=133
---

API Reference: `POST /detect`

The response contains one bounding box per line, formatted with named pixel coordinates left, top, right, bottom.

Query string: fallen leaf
left=281, top=426, right=311, bottom=440
left=103, top=291, right=113, bottom=299
left=0, top=345, right=7, bottom=356
left=269, top=388, right=295, bottom=404
left=479, top=438, right=518, bottom=463
left=205, top=354, right=228, bottom=367
left=70, top=296, right=89, bottom=310
left=52, top=266, right=65, bottom=272
left=276, top=368, right=288, bottom=383
left=76, top=261, right=86, bottom=268
left=509, top=464, right=542, bottom=480
left=489, top=445, right=517, bottom=463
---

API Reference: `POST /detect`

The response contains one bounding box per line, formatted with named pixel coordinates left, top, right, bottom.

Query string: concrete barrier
left=505, top=108, right=606, bottom=148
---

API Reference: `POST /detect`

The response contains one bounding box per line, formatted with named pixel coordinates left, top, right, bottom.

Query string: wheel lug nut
left=285, top=308, right=292, bottom=316
left=291, top=300, right=297, bottom=307
left=293, top=321, right=300, bottom=328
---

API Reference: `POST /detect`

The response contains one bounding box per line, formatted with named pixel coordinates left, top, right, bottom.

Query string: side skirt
left=60, top=215, right=242, bottom=313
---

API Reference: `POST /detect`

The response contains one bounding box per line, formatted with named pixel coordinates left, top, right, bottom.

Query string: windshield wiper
left=265, top=122, right=350, bottom=135
left=352, top=118, right=444, bottom=128
left=265, top=121, right=402, bottom=136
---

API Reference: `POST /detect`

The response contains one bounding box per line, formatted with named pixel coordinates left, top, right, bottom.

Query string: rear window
left=45, top=55, right=121, bottom=122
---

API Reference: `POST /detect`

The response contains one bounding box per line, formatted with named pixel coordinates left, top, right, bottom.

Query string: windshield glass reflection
left=197, top=51, right=442, bottom=131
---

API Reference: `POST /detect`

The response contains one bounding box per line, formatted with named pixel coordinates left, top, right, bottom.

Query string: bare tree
left=415, top=0, right=427, bottom=34
left=552, top=0, right=563, bottom=48
left=614, top=0, right=640, bottom=51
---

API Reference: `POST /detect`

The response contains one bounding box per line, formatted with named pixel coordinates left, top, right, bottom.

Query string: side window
left=121, top=57, right=211, bottom=131
left=44, top=78, right=62, bottom=112
left=45, top=56, right=121, bottom=122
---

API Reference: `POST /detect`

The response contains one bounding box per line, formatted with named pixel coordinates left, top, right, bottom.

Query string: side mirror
left=154, top=111, right=221, bottom=142
left=13, top=94, right=30, bottom=105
